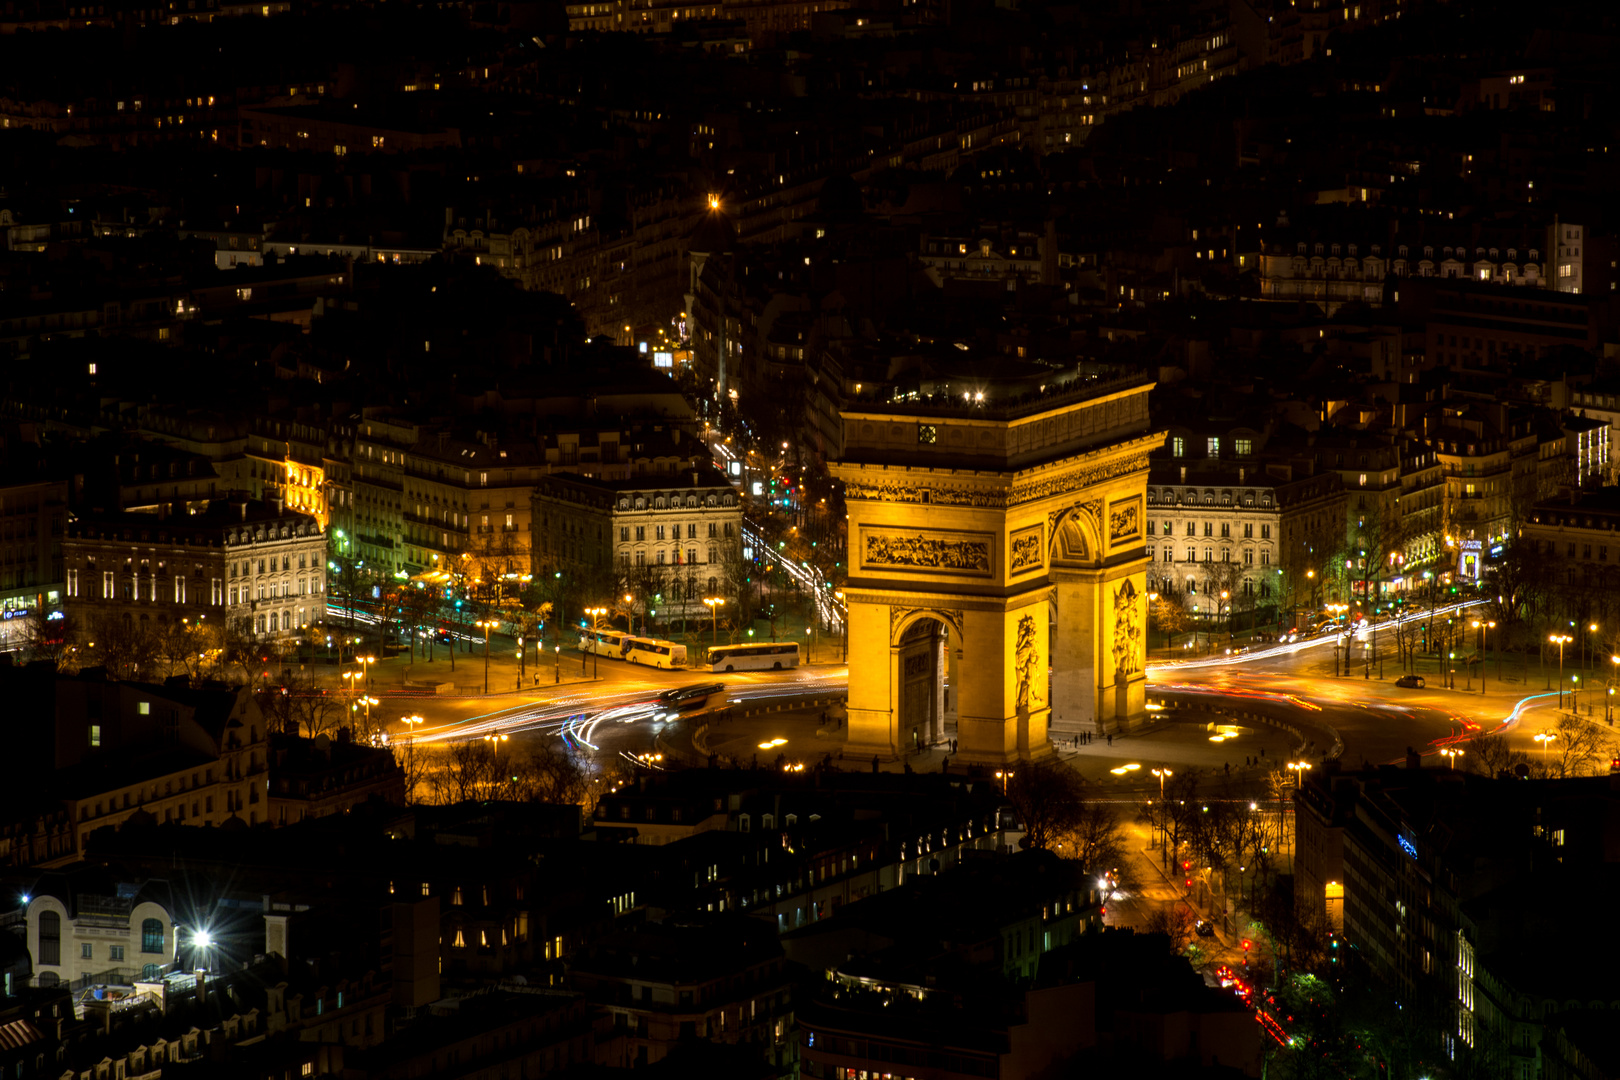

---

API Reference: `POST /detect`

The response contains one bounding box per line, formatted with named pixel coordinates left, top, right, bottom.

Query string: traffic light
left=1185, top=879, right=1193, bottom=889
left=1241, top=938, right=1251, bottom=952
left=1182, top=861, right=1191, bottom=872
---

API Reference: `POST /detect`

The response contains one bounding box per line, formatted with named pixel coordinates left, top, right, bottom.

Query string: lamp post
left=1611, top=656, right=1619, bottom=724
left=1550, top=633, right=1572, bottom=708
left=994, top=769, right=1014, bottom=796
left=484, top=730, right=510, bottom=793
left=702, top=597, right=726, bottom=649
left=1472, top=620, right=1495, bottom=694
left=1440, top=747, right=1464, bottom=770
left=352, top=694, right=378, bottom=734
left=1325, top=603, right=1349, bottom=675
left=474, top=618, right=497, bottom=694
left=585, top=607, right=607, bottom=679
left=1151, top=767, right=1173, bottom=853
left=1219, top=590, right=1231, bottom=645
left=401, top=714, right=424, bottom=739
left=1284, top=761, right=1312, bottom=862
left=1534, top=730, right=1558, bottom=771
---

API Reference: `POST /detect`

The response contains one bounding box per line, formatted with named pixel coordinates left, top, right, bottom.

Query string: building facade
left=1146, top=463, right=1346, bottom=610
left=532, top=469, right=743, bottom=621
left=62, top=499, right=325, bottom=641
left=0, top=474, right=67, bottom=652
left=24, top=885, right=177, bottom=988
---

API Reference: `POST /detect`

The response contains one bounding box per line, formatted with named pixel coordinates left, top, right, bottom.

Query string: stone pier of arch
left=830, top=377, right=1162, bottom=766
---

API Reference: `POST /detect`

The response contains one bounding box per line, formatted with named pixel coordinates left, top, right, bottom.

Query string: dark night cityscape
left=0, top=0, right=1617, bottom=1075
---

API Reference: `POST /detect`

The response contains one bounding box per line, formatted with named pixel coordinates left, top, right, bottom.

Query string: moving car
left=1394, top=674, right=1425, bottom=689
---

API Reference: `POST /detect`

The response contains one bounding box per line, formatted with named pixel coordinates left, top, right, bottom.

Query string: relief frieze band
left=862, top=529, right=993, bottom=576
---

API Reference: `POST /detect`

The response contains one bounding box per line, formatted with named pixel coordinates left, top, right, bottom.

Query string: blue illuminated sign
left=1398, top=835, right=1418, bottom=860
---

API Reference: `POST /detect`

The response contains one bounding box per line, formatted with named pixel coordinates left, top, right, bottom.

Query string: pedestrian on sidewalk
left=1106, top=733, right=1113, bottom=746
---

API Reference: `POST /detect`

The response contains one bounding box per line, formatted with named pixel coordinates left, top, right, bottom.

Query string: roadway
left=382, top=598, right=1579, bottom=783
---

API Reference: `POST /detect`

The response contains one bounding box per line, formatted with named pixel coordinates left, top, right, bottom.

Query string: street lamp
left=1534, top=730, right=1557, bottom=770
left=352, top=694, right=379, bottom=732
left=401, top=714, right=424, bottom=739
left=1472, top=620, right=1495, bottom=695
left=359, top=653, right=376, bottom=693
left=484, top=731, right=510, bottom=759
left=484, top=731, right=510, bottom=791
left=624, top=593, right=636, bottom=635
left=1550, top=633, right=1572, bottom=708
left=1151, top=767, right=1173, bottom=852
left=474, top=618, right=497, bottom=694
left=702, top=596, right=726, bottom=649
left=1439, top=747, right=1464, bottom=770
left=994, top=769, right=1014, bottom=795
left=1611, top=655, right=1619, bottom=724
left=1219, top=590, right=1231, bottom=645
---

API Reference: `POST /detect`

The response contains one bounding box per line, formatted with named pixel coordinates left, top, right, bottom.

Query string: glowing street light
left=1472, top=619, right=1496, bottom=694
left=474, top=618, right=498, bottom=694
left=1550, top=633, right=1572, bottom=707
left=702, top=596, right=727, bottom=648
left=1534, top=730, right=1557, bottom=766
left=994, top=769, right=1015, bottom=795
left=1439, top=747, right=1464, bottom=770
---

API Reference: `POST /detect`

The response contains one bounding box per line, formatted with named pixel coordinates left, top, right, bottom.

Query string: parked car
left=1195, top=920, right=1217, bottom=938
left=1394, top=674, right=1425, bottom=689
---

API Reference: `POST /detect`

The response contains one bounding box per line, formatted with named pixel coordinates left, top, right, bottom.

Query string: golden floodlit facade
left=831, top=375, right=1161, bottom=765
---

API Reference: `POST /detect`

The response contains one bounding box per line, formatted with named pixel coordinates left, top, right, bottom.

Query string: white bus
left=707, top=641, right=802, bottom=672
left=625, top=636, right=688, bottom=669
left=579, top=628, right=631, bottom=656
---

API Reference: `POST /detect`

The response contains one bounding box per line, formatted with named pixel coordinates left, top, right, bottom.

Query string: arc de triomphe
left=830, top=375, right=1161, bottom=765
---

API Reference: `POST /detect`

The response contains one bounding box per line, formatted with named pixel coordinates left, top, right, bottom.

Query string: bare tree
left=258, top=669, right=349, bottom=737
left=1546, top=713, right=1616, bottom=778
left=1005, top=762, right=1088, bottom=852
left=18, top=612, right=78, bottom=671
left=1465, top=729, right=1527, bottom=778
left=424, top=740, right=492, bottom=804
left=1142, top=905, right=1198, bottom=953
left=88, top=615, right=161, bottom=681
left=509, top=744, right=590, bottom=805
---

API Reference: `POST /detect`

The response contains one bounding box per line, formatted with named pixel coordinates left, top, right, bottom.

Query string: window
left=89, top=724, right=100, bottom=748
left=67, top=568, right=79, bottom=597
left=1207, top=437, right=1220, bottom=458
left=1172, top=436, right=1185, bottom=457
left=620, top=527, right=629, bottom=542
left=81, top=943, right=93, bottom=960
left=38, top=912, right=60, bottom=966
left=1163, top=546, right=1173, bottom=563
left=1260, top=525, right=1271, bottom=539
left=110, top=946, right=124, bottom=962
left=1187, top=547, right=1196, bottom=562
left=141, top=919, right=164, bottom=954
left=1235, top=438, right=1253, bottom=456
left=918, top=424, right=937, bottom=444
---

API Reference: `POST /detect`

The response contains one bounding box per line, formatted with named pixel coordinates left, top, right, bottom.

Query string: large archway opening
left=896, top=617, right=952, bottom=754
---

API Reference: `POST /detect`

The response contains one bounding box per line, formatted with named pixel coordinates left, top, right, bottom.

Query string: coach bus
left=706, top=641, right=802, bottom=672
left=624, top=636, right=688, bottom=669
left=578, top=628, right=631, bottom=657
